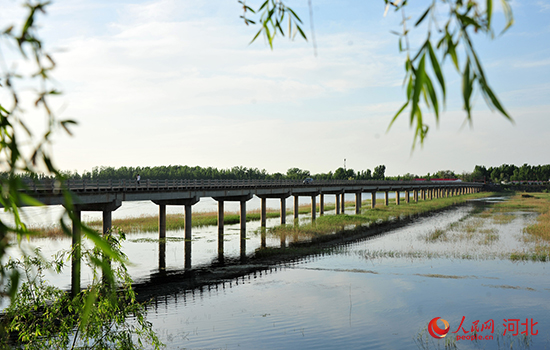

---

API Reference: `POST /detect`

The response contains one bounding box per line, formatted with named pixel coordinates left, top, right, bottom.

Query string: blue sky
left=4, top=0, right=549, bottom=176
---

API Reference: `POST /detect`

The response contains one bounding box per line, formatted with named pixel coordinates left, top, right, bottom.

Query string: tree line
left=15, top=163, right=550, bottom=183
left=5, top=163, right=549, bottom=183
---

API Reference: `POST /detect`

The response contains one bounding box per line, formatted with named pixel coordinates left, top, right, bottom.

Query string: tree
left=373, top=165, right=386, bottom=180
left=0, top=1, right=143, bottom=346
left=242, top=0, right=513, bottom=148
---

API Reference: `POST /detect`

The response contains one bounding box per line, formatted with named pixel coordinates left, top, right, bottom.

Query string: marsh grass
left=425, top=229, right=446, bottom=242
left=268, top=193, right=492, bottom=243
left=367, top=193, right=550, bottom=262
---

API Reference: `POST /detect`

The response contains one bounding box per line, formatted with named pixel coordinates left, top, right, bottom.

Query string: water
left=9, top=198, right=550, bottom=349
left=133, top=200, right=550, bottom=349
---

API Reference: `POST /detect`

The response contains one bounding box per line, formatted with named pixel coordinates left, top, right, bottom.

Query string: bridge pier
left=214, top=194, right=253, bottom=261
left=335, top=194, right=341, bottom=214
left=414, top=190, right=418, bottom=203
left=371, top=192, right=376, bottom=209
left=319, top=194, right=324, bottom=216
left=311, top=195, right=317, bottom=221
left=280, top=197, right=287, bottom=224
left=153, top=197, right=199, bottom=268
left=395, top=191, right=400, bottom=205
left=67, top=199, right=121, bottom=297
left=258, top=193, right=290, bottom=226
left=405, top=190, right=410, bottom=203
left=260, top=198, right=266, bottom=227
left=294, top=195, right=299, bottom=220
left=71, top=210, right=81, bottom=298
left=355, top=192, right=362, bottom=214
left=385, top=191, right=389, bottom=206
left=218, top=201, right=225, bottom=258
left=341, top=193, right=345, bottom=213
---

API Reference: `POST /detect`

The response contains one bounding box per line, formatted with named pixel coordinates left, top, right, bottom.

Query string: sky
left=2, top=0, right=550, bottom=177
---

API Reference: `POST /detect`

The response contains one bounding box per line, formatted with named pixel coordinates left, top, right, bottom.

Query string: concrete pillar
left=356, top=192, right=362, bottom=214
left=102, top=210, right=112, bottom=285
left=429, top=189, right=433, bottom=199
left=405, top=190, right=410, bottom=203
left=71, top=210, right=81, bottom=297
left=158, top=204, right=166, bottom=240
left=341, top=193, right=345, bottom=213
left=319, top=194, right=324, bottom=216
left=414, top=190, right=418, bottom=203
left=311, top=195, right=316, bottom=221
left=240, top=200, right=247, bottom=259
left=184, top=204, right=192, bottom=269
left=102, top=210, right=112, bottom=235
left=218, top=201, right=224, bottom=257
left=335, top=194, right=341, bottom=214
left=294, top=195, right=299, bottom=219
left=396, top=191, right=400, bottom=205
left=371, top=192, right=376, bottom=209
left=385, top=191, right=389, bottom=206
left=280, top=197, right=286, bottom=224
left=260, top=197, right=267, bottom=227
left=159, top=239, right=166, bottom=271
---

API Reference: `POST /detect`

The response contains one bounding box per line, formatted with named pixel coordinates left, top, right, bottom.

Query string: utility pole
left=344, top=158, right=346, bottom=171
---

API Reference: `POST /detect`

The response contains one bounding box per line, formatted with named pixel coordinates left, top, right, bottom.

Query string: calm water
left=135, top=201, right=550, bottom=350
left=9, top=198, right=550, bottom=349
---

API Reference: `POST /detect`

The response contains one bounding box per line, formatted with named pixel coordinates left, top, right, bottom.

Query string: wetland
left=7, top=192, right=550, bottom=349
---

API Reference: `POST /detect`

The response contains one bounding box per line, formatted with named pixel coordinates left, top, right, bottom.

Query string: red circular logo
left=428, top=317, right=450, bottom=338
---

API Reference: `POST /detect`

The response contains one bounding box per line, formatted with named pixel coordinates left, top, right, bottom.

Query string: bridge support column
left=371, top=192, right=376, bottom=209
left=429, top=189, right=433, bottom=200
left=311, top=195, right=317, bottom=221
left=396, top=191, right=400, bottom=205
left=385, top=191, right=389, bottom=206
left=67, top=199, right=121, bottom=297
left=184, top=204, right=193, bottom=268
left=319, top=194, right=325, bottom=216
left=335, top=194, right=341, bottom=214
left=154, top=197, right=199, bottom=268
left=414, top=190, right=418, bottom=203
left=102, top=210, right=113, bottom=285
left=405, top=190, right=410, bottom=203
left=218, top=201, right=224, bottom=258
left=240, top=200, right=247, bottom=259
left=260, top=197, right=267, bottom=227
left=294, top=195, right=299, bottom=220
left=341, top=193, right=345, bottom=213
left=158, top=204, right=166, bottom=240
left=356, top=192, right=362, bottom=214
left=280, top=197, right=286, bottom=224
left=71, top=210, right=82, bottom=297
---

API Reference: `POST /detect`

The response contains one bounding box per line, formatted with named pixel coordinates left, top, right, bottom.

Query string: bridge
left=24, top=179, right=482, bottom=295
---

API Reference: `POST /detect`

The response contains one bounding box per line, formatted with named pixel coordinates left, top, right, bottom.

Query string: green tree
left=243, top=0, right=514, bottom=147
left=373, top=165, right=386, bottom=180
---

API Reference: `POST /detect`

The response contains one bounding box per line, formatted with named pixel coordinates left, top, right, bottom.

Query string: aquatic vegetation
left=425, top=229, right=446, bottom=242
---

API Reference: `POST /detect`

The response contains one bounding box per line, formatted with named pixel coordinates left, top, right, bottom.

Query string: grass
left=362, top=192, right=550, bottom=262
left=268, top=193, right=494, bottom=243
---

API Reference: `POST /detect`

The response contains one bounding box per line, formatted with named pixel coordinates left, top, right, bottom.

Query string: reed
left=495, top=193, right=550, bottom=241
left=268, top=193, right=493, bottom=242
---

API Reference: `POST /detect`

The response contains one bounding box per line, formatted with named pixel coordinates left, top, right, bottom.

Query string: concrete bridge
left=24, top=179, right=482, bottom=295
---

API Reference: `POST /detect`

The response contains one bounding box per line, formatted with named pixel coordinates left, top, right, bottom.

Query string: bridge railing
left=21, top=178, right=480, bottom=193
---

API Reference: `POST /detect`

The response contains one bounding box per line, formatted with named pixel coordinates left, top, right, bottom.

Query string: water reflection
left=137, top=201, right=550, bottom=349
